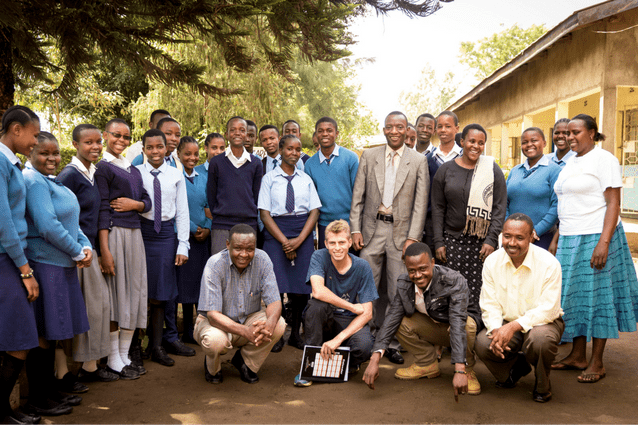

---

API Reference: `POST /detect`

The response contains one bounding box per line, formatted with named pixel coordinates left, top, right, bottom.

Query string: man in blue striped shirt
left=195, top=224, right=285, bottom=384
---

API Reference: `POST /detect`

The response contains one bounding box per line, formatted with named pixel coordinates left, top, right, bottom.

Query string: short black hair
left=226, top=116, right=247, bottom=132
left=228, top=224, right=257, bottom=242
left=437, top=111, right=459, bottom=126
left=105, top=118, right=129, bottom=132
left=315, top=117, right=338, bottom=132
left=177, top=136, right=199, bottom=152
left=522, top=127, right=545, bottom=141
left=404, top=242, right=432, bottom=260
left=259, top=124, right=279, bottom=138
left=461, top=123, right=487, bottom=140
left=415, top=113, right=436, bottom=126
left=156, top=117, right=179, bottom=131
left=142, top=129, right=166, bottom=147
left=0, top=105, right=39, bottom=137
left=279, top=134, right=301, bottom=150
left=385, top=111, right=408, bottom=124
left=282, top=119, right=301, bottom=133
left=505, top=213, right=535, bottom=233
left=246, top=119, right=257, bottom=131
left=150, top=109, right=170, bottom=122
left=72, top=124, right=100, bottom=142
left=204, top=132, right=224, bottom=147
left=37, top=131, right=58, bottom=145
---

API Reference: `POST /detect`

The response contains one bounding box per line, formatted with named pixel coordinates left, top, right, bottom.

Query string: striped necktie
left=150, top=169, right=162, bottom=233
left=325, top=154, right=335, bottom=165
left=283, top=174, right=295, bottom=213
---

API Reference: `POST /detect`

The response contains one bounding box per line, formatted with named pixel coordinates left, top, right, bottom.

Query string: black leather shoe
left=384, top=348, right=405, bottom=365
left=106, top=365, right=140, bottom=380
left=151, top=346, right=175, bottom=366
left=128, top=363, right=147, bottom=375
left=533, top=380, right=552, bottom=403
left=50, top=392, right=82, bottom=406
left=25, top=399, right=73, bottom=417
left=129, top=344, right=145, bottom=370
left=231, top=350, right=259, bottom=384
left=4, top=409, right=41, bottom=424
left=141, top=346, right=151, bottom=360
left=55, top=372, right=89, bottom=394
left=271, top=338, right=284, bottom=353
left=204, top=358, right=223, bottom=384
left=496, top=352, right=532, bottom=389
left=78, top=367, right=120, bottom=383
left=163, top=340, right=196, bottom=357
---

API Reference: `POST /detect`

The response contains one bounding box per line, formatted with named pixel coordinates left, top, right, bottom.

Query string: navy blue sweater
left=94, top=160, right=152, bottom=230
left=57, top=165, right=101, bottom=250
left=206, top=154, right=262, bottom=230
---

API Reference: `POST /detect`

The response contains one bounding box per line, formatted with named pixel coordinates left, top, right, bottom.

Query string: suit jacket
left=349, top=145, right=428, bottom=250
left=371, top=265, right=483, bottom=365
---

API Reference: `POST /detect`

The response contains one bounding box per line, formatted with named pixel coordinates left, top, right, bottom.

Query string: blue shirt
left=547, top=149, right=576, bottom=167
left=23, top=166, right=91, bottom=267
left=184, top=168, right=211, bottom=233
left=306, top=249, right=378, bottom=316
left=0, top=144, right=28, bottom=267
left=305, top=145, right=359, bottom=226
left=197, top=249, right=280, bottom=324
left=258, top=167, right=321, bottom=216
left=506, top=155, right=561, bottom=237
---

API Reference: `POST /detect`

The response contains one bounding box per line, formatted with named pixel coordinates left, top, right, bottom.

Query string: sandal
left=551, top=362, right=586, bottom=371
left=577, top=372, right=606, bottom=383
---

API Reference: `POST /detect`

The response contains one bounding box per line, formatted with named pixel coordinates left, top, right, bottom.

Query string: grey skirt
left=105, top=227, right=148, bottom=329
left=72, top=249, right=111, bottom=362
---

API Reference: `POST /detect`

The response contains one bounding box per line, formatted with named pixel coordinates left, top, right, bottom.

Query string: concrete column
left=556, top=102, right=569, bottom=121
left=500, top=124, right=510, bottom=169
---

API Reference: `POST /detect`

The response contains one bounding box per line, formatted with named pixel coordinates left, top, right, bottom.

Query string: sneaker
left=467, top=370, right=481, bottom=395
left=394, top=362, right=440, bottom=380
left=294, top=374, right=312, bottom=387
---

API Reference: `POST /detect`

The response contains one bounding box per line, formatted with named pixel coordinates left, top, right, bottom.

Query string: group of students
left=1, top=102, right=638, bottom=423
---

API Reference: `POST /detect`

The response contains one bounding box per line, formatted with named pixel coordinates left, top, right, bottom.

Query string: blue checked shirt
left=197, top=248, right=280, bottom=324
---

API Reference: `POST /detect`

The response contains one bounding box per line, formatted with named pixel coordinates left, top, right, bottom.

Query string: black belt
left=376, top=213, right=393, bottom=223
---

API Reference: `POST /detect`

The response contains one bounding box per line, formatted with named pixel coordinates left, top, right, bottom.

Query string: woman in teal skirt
left=551, top=114, right=638, bottom=383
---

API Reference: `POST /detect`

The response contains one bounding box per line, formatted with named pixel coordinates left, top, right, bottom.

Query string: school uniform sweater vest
left=58, top=166, right=101, bottom=249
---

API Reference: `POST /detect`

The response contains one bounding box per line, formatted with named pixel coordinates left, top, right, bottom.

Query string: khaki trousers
left=395, top=311, right=477, bottom=369
left=474, top=318, right=564, bottom=393
left=194, top=310, right=286, bottom=374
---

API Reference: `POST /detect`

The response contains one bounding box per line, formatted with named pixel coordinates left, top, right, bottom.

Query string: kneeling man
left=476, top=213, right=564, bottom=403
left=294, top=219, right=378, bottom=386
left=195, top=224, right=286, bottom=384
left=363, top=242, right=482, bottom=399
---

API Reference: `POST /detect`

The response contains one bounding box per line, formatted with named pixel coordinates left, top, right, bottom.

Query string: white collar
left=319, top=145, right=340, bottom=163
left=434, top=143, right=462, bottom=158
left=144, top=160, right=168, bottom=174
left=523, top=154, right=550, bottom=170
left=274, top=166, right=300, bottom=178
left=184, top=168, right=199, bottom=177
left=70, top=156, right=96, bottom=180
left=0, top=143, right=19, bottom=165
left=386, top=144, right=405, bottom=158
left=103, top=151, right=126, bottom=163
left=225, top=147, right=251, bottom=162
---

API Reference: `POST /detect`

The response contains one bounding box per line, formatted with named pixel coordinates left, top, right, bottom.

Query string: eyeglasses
left=106, top=131, right=132, bottom=141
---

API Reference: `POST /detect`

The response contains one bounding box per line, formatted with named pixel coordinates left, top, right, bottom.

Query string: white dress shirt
left=258, top=167, right=321, bottom=216
left=136, top=162, right=190, bottom=257
left=102, top=151, right=131, bottom=171
left=225, top=147, right=252, bottom=169
left=264, top=154, right=304, bottom=174
left=70, top=156, right=96, bottom=182
left=431, top=143, right=462, bottom=163
left=318, top=144, right=340, bottom=163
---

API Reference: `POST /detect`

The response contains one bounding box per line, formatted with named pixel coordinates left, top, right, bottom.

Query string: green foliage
left=459, top=24, right=547, bottom=80
left=399, top=64, right=458, bottom=119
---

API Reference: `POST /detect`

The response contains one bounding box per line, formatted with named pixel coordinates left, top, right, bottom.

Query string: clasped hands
left=281, top=237, right=302, bottom=261
left=488, top=321, right=521, bottom=359
left=244, top=320, right=274, bottom=347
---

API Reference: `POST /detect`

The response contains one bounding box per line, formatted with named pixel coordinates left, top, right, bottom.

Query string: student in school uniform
left=282, top=120, right=310, bottom=164
left=259, top=124, right=304, bottom=175
left=207, top=116, right=263, bottom=254
left=176, top=136, right=211, bottom=344
left=131, top=118, right=183, bottom=171
left=259, top=135, right=321, bottom=352
left=95, top=118, right=152, bottom=381
left=57, top=124, right=120, bottom=384
left=0, top=105, right=42, bottom=425
left=125, top=109, right=171, bottom=161
left=23, top=132, right=91, bottom=417
left=195, top=133, right=225, bottom=177
left=136, top=129, right=190, bottom=366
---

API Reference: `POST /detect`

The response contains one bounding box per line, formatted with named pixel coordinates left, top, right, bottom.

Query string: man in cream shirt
left=476, top=213, right=564, bottom=403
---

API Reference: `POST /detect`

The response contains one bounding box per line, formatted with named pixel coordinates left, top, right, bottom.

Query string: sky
left=348, top=0, right=604, bottom=133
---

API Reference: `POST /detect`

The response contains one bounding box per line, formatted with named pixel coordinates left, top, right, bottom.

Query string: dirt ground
left=39, top=328, right=638, bottom=425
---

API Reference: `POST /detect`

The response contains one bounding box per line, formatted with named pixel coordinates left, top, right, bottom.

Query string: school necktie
left=272, top=158, right=278, bottom=171
left=284, top=174, right=295, bottom=214
left=150, top=169, right=162, bottom=233
left=164, top=156, right=172, bottom=165
left=15, top=162, right=22, bottom=171
left=185, top=176, right=194, bottom=184
left=382, top=151, right=397, bottom=209
left=325, top=154, right=335, bottom=165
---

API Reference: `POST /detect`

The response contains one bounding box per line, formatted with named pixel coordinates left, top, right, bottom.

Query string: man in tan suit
left=350, top=111, right=429, bottom=363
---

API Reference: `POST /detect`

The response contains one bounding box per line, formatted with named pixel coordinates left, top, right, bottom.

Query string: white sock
left=107, top=330, right=126, bottom=372
left=82, top=360, right=98, bottom=373
left=119, top=329, right=135, bottom=366
left=54, top=348, right=69, bottom=379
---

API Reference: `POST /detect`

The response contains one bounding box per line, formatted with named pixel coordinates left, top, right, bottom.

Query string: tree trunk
left=0, top=25, right=15, bottom=117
